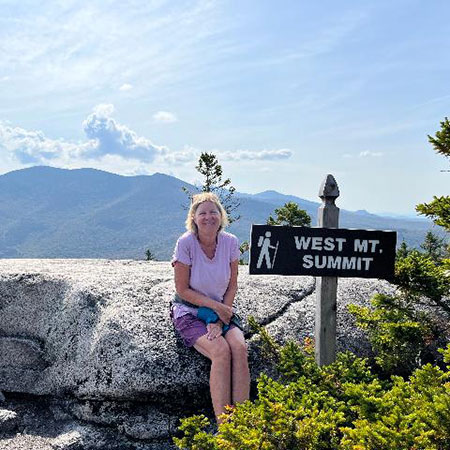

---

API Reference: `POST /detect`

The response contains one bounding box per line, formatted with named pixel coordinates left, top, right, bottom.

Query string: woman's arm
left=223, top=259, right=239, bottom=308
left=174, top=262, right=233, bottom=323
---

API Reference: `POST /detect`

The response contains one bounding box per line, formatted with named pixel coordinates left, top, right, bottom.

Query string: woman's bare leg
left=224, top=327, right=250, bottom=405
left=194, top=335, right=232, bottom=422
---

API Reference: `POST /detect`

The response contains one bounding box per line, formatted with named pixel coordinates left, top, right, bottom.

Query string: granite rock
left=0, top=259, right=318, bottom=402
left=0, top=258, right=396, bottom=446
left=0, top=408, right=18, bottom=433
left=264, top=278, right=397, bottom=355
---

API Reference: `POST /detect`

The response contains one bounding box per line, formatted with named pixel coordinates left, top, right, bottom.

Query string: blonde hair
left=185, top=192, right=229, bottom=234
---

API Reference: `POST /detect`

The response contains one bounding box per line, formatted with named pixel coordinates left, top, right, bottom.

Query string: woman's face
left=193, top=201, right=221, bottom=235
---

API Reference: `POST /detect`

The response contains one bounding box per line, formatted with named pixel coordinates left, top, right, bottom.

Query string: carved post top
left=319, top=174, right=339, bottom=199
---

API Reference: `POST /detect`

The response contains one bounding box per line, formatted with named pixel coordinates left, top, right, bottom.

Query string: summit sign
left=250, top=225, right=396, bottom=279
left=249, top=174, right=397, bottom=367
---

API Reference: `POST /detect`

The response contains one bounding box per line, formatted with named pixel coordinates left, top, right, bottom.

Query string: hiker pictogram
left=256, top=231, right=279, bottom=269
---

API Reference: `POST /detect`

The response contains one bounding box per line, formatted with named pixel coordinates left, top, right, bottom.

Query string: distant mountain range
left=0, top=166, right=434, bottom=260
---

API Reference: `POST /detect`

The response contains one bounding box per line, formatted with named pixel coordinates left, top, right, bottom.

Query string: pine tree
left=427, top=116, right=450, bottom=159
left=267, top=201, right=311, bottom=227
left=183, top=152, right=240, bottom=223
left=416, top=117, right=450, bottom=230
left=420, top=231, right=447, bottom=263
left=145, top=249, right=156, bottom=261
left=396, top=241, right=411, bottom=259
left=239, top=241, right=249, bottom=265
left=416, top=197, right=450, bottom=231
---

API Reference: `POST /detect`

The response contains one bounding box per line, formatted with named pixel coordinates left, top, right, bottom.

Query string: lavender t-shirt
left=171, top=231, right=240, bottom=319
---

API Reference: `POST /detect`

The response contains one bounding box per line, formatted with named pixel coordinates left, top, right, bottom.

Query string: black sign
left=249, top=225, right=397, bottom=279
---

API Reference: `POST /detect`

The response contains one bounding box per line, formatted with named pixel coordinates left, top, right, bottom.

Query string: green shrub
left=394, top=250, right=450, bottom=311
left=175, top=339, right=450, bottom=449
left=348, top=294, right=433, bottom=375
left=347, top=247, right=449, bottom=375
left=173, top=415, right=217, bottom=450
left=340, top=359, right=450, bottom=449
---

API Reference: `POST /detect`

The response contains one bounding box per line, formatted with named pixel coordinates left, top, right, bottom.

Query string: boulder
left=0, top=408, right=18, bottom=433
left=0, top=259, right=396, bottom=447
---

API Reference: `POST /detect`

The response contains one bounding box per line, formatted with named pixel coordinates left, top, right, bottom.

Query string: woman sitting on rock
left=171, top=192, right=250, bottom=423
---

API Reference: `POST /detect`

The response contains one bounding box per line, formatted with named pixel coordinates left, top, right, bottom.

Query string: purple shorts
left=171, top=310, right=236, bottom=347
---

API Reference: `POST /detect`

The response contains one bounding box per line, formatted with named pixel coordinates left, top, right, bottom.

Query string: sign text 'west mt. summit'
left=249, top=225, right=397, bottom=279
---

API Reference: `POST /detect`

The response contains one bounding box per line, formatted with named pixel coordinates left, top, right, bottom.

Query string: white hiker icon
left=256, top=231, right=279, bottom=269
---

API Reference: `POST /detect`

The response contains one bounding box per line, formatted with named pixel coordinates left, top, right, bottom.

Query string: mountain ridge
left=0, top=166, right=434, bottom=259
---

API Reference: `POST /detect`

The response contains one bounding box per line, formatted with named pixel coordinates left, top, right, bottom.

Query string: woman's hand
left=206, top=322, right=223, bottom=340
left=214, top=302, right=233, bottom=325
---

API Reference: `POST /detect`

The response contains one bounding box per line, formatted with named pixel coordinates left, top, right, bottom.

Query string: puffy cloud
left=161, top=146, right=199, bottom=165
left=161, top=147, right=293, bottom=165
left=0, top=104, right=168, bottom=166
left=153, top=111, right=178, bottom=123
left=220, top=148, right=292, bottom=161
left=359, top=151, right=383, bottom=158
left=342, top=151, right=383, bottom=159
left=0, top=121, right=82, bottom=164
left=119, top=83, right=133, bottom=91
left=90, top=103, right=115, bottom=118
left=0, top=105, right=293, bottom=173
left=82, top=104, right=167, bottom=162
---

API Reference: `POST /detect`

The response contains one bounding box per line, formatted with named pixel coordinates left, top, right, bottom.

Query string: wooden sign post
left=249, top=174, right=397, bottom=366
left=315, top=174, right=339, bottom=366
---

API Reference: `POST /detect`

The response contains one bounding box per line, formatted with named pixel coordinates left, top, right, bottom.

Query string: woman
left=171, top=192, right=250, bottom=423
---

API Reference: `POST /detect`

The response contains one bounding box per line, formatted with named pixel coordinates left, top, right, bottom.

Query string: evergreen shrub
left=348, top=294, right=433, bottom=375
left=174, top=327, right=450, bottom=449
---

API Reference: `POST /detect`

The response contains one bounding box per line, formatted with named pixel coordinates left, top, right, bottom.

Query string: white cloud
left=82, top=104, right=167, bottom=162
left=359, top=151, right=383, bottom=158
left=219, top=148, right=293, bottom=161
left=91, top=103, right=115, bottom=117
left=153, top=111, right=178, bottom=123
left=0, top=120, right=86, bottom=164
left=0, top=106, right=293, bottom=174
left=0, top=0, right=228, bottom=106
left=163, top=147, right=197, bottom=165
left=161, top=147, right=293, bottom=165
left=342, top=151, right=384, bottom=159
left=119, top=83, right=133, bottom=91
left=0, top=104, right=169, bottom=166
left=0, top=76, right=10, bottom=82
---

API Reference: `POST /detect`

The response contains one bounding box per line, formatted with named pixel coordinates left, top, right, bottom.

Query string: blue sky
left=0, top=0, right=448, bottom=215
